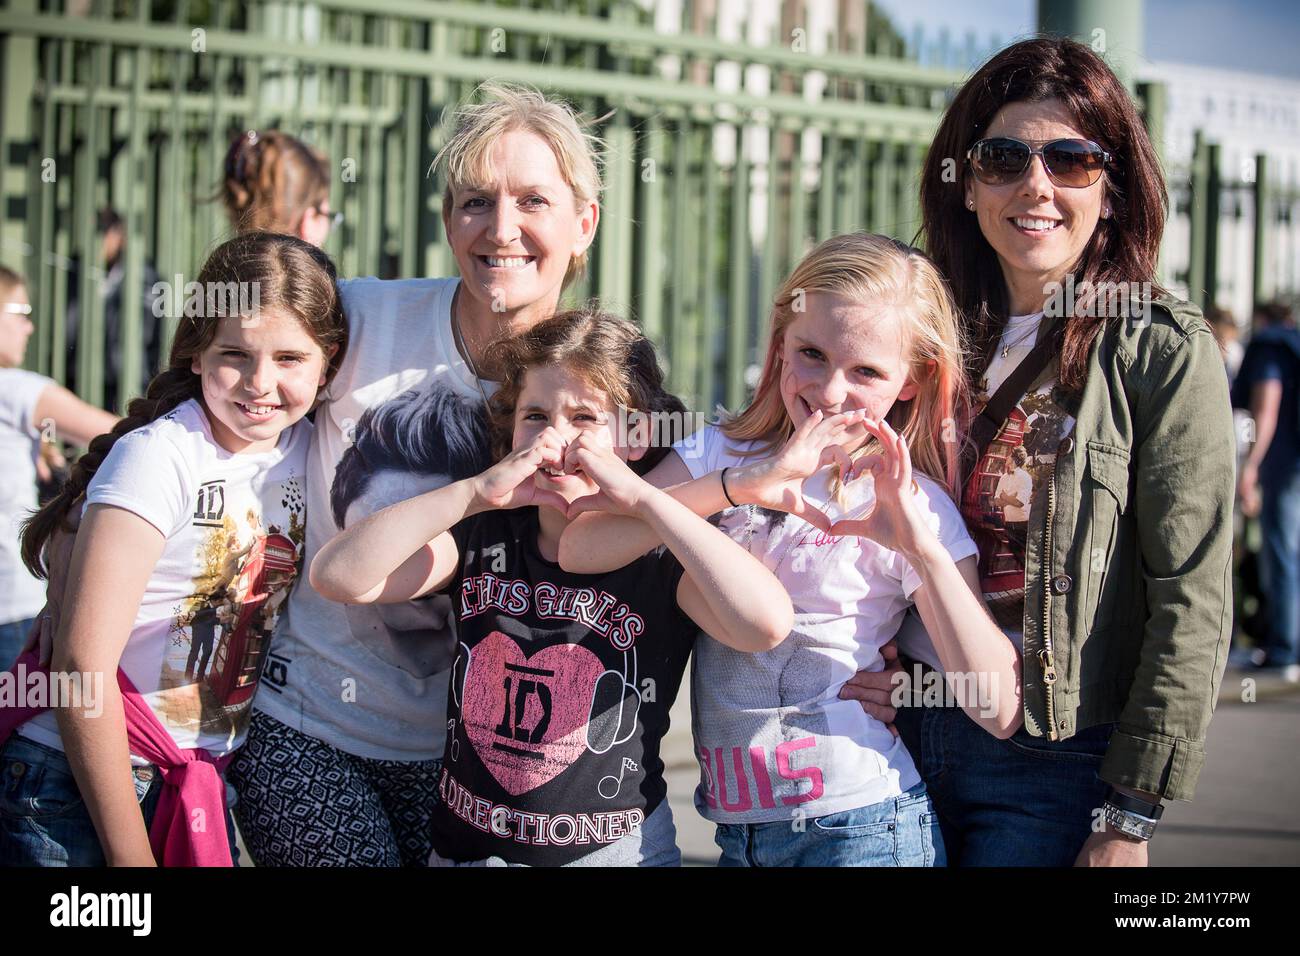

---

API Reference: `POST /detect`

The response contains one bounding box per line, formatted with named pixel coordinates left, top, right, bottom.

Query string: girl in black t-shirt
left=310, top=308, right=793, bottom=865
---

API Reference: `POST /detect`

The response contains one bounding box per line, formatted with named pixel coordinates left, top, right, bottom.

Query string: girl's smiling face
left=191, top=309, right=335, bottom=454
left=511, top=362, right=629, bottom=504
left=778, top=292, right=918, bottom=430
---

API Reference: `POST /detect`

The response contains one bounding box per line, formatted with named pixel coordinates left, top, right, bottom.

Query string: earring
left=1103, top=205, right=1112, bottom=219
left=967, top=200, right=975, bottom=210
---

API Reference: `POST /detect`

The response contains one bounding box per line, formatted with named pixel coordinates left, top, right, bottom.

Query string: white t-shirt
left=0, top=368, right=53, bottom=625
left=20, top=399, right=311, bottom=759
left=254, top=276, right=490, bottom=762
left=673, top=424, right=978, bottom=823
left=995, top=468, right=1033, bottom=522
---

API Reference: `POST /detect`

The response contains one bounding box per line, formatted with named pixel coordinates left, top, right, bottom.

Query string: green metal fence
left=7, top=1, right=1293, bottom=420
left=1171, top=135, right=1300, bottom=317
left=1, top=0, right=970, bottom=415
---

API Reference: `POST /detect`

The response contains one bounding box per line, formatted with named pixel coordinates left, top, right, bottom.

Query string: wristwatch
left=1102, top=788, right=1163, bottom=842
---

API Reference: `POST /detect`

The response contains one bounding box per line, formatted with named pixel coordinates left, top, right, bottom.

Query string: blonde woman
left=225, top=83, right=602, bottom=866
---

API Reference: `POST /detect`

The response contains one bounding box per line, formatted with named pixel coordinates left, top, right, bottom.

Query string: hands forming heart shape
left=471, top=413, right=935, bottom=560
left=472, top=427, right=650, bottom=520
left=725, top=409, right=930, bottom=556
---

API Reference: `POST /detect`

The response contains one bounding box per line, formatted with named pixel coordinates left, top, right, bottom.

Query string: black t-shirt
left=429, top=506, right=696, bottom=865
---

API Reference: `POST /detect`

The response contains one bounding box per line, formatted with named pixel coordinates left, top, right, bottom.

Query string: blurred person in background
left=64, top=208, right=164, bottom=414
left=0, top=265, right=117, bottom=668
left=220, top=129, right=338, bottom=247
left=1233, top=300, right=1300, bottom=681
left=1205, top=305, right=1244, bottom=382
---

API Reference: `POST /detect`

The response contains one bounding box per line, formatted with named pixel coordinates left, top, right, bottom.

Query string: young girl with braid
left=0, top=232, right=345, bottom=866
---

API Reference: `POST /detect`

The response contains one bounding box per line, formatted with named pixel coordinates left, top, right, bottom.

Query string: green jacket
left=1019, top=295, right=1234, bottom=802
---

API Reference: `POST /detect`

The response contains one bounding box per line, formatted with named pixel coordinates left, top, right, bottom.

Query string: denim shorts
left=0, top=734, right=240, bottom=866
left=712, top=782, right=946, bottom=867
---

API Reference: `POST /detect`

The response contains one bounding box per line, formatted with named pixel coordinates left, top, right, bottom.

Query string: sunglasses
left=966, top=137, right=1111, bottom=189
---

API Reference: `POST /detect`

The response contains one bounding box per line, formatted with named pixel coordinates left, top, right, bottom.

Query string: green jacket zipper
left=1040, top=462, right=1060, bottom=741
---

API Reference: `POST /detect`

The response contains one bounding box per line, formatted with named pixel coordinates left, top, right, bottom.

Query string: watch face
left=1104, top=804, right=1156, bottom=841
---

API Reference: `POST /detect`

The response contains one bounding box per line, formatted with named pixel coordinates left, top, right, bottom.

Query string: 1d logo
left=495, top=662, right=553, bottom=748
left=193, top=480, right=226, bottom=527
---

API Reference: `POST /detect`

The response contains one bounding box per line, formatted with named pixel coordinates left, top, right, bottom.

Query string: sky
left=871, top=0, right=1300, bottom=81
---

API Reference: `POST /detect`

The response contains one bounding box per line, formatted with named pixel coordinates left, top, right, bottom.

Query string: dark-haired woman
left=0, top=233, right=345, bottom=866
left=880, top=36, right=1233, bottom=866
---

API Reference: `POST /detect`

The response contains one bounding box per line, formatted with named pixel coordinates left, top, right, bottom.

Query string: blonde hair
left=724, top=232, right=971, bottom=497
left=432, top=83, right=603, bottom=287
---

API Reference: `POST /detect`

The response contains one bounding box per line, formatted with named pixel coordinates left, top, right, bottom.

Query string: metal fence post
left=1188, top=130, right=1207, bottom=309
left=1253, top=152, right=1269, bottom=311
left=1, top=0, right=39, bottom=368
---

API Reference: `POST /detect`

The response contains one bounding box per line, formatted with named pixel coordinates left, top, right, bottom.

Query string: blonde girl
left=561, top=232, right=1021, bottom=867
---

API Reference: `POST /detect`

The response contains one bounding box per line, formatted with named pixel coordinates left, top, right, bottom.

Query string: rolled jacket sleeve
left=1098, top=325, right=1236, bottom=801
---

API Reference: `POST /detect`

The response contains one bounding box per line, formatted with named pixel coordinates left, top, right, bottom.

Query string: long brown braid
left=20, top=231, right=347, bottom=578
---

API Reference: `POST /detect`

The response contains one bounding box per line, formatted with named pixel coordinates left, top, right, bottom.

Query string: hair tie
left=720, top=467, right=740, bottom=508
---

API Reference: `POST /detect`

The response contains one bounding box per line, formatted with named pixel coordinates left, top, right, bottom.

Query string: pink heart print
left=461, top=631, right=606, bottom=796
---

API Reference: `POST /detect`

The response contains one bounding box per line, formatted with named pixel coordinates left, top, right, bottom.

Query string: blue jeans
left=0, top=735, right=240, bottom=866
left=712, top=782, right=945, bottom=867
left=0, top=616, right=36, bottom=672
left=1259, top=469, right=1300, bottom=666
left=908, top=704, right=1113, bottom=867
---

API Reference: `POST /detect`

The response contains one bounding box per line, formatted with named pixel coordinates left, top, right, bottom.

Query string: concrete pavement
left=661, top=668, right=1300, bottom=866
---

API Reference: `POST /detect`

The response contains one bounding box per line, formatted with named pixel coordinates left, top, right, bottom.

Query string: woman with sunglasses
left=859, top=36, right=1234, bottom=866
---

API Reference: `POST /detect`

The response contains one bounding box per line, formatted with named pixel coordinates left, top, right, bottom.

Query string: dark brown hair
left=221, top=130, right=330, bottom=235
left=486, top=308, right=686, bottom=474
left=919, top=36, right=1168, bottom=393
left=21, top=232, right=347, bottom=578
left=1253, top=300, right=1294, bottom=328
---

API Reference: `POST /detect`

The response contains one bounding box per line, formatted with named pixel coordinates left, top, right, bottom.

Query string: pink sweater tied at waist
left=0, top=647, right=234, bottom=867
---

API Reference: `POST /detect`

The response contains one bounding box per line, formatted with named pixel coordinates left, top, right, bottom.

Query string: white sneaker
left=1283, top=664, right=1300, bottom=684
